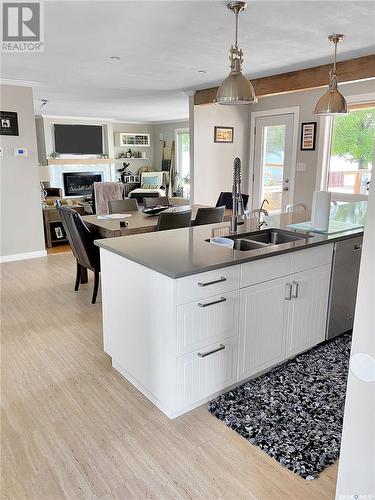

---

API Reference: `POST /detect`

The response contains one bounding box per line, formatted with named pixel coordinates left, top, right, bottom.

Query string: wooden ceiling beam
left=194, top=55, right=375, bottom=106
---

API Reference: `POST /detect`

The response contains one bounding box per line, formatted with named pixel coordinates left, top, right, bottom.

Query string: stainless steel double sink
left=228, top=229, right=313, bottom=251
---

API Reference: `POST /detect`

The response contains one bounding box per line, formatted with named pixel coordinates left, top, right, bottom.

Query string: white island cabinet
left=100, top=243, right=333, bottom=419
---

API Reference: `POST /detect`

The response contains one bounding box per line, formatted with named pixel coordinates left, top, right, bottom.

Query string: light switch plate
left=296, top=163, right=306, bottom=172
left=14, top=148, right=28, bottom=157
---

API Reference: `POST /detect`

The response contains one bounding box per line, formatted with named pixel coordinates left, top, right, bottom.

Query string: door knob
left=283, top=187, right=289, bottom=192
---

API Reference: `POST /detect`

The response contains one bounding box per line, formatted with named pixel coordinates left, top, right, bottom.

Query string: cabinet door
left=177, top=290, right=239, bottom=356
left=238, top=277, right=288, bottom=380
left=287, top=265, right=331, bottom=357
left=176, top=337, right=237, bottom=409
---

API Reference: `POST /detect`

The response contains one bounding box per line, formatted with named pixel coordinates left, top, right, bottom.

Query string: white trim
left=0, top=250, right=47, bottom=263
left=316, top=116, right=333, bottom=191
left=0, top=78, right=40, bottom=87
left=248, top=106, right=300, bottom=210
left=41, top=114, right=115, bottom=122
left=152, top=118, right=189, bottom=125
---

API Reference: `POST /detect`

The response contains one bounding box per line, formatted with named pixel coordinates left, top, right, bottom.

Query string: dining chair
left=216, top=192, right=249, bottom=210
left=144, top=196, right=170, bottom=208
left=108, top=198, right=139, bottom=213
left=192, top=206, right=225, bottom=226
left=57, top=206, right=100, bottom=304
left=156, top=210, right=192, bottom=231
left=285, top=203, right=307, bottom=213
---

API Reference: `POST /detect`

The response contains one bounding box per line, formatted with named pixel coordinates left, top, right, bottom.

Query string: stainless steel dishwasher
left=326, top=235, right=363, bottom=340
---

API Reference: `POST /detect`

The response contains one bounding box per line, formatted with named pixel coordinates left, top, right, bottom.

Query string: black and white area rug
left=208, top=333, right=352, bottom=480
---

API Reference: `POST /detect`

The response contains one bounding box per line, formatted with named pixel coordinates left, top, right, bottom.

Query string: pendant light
left=214, top=1, right=257, bottom=105
left=314, top=34, right=348, bottom=115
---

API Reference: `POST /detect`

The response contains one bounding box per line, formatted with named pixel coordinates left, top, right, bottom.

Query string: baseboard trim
left=0, top=250, right=47, bottom=263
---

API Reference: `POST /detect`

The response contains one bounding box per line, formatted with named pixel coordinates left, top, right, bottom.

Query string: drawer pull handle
left=198, top=297, right=227, bottom=308
left=198, top=344, right=226, bottom=358
left=353, top=245, right=362, bottom=252
left=292, top=281, right=299, bottom=299
left=285, top=283, right=292, bottom=301
left=197, top=277, right=227, bottom=287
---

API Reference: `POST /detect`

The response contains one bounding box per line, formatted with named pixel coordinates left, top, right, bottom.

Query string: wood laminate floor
left=1, top=254, right=338, bottom=500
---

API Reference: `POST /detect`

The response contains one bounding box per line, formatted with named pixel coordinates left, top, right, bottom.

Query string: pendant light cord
left=235, top=10, right=239, bottom=48
left=333, top=38, right=338, bottom=74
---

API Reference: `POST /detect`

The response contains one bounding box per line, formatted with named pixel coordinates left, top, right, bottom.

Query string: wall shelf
left=119, top=133, right=150, bottom=147
left=115, top=158, right=150, bottom=161
left=46, top=158, right=114, bottom=165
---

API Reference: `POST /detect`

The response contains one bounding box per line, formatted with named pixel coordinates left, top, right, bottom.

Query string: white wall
left=112, top=122, right=154, bottom=175
left=193, top=79, right=374, bottom=208
left=152, top=121, right=189, bottom=171
left=335, top=179, right=375, bottom=497
left=193, top=105, right=250, bottom=206
left=0, top=85, right=45, bottom=261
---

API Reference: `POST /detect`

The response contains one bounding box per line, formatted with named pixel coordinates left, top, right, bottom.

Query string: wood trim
left=348, top=101, right=375, bottom=110
left=194, top=55, right=375, bottom=105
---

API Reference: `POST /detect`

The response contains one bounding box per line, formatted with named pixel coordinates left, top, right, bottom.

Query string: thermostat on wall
left=14, top=148, right=28, bottom=157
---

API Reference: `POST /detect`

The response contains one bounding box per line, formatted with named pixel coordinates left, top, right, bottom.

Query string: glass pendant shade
left=314, top=34, right=348, bottom=116
left=215, top=1, right=257, bottom=105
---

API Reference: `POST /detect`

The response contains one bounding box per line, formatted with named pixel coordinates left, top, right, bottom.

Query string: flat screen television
left=54, top=124, right=103, bottom=155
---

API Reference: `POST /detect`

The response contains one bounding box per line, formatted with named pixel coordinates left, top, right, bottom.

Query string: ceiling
left=2, top=0, right=375, bottom=123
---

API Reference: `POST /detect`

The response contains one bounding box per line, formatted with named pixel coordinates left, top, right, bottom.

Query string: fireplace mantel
left=46, top=158, right=114, bottom=165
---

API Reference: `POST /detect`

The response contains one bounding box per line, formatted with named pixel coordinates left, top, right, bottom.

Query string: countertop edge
left=95, top=228, right=364, bottom=279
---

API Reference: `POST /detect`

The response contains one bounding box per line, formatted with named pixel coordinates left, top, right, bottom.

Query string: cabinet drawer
left=177, top=290, right=239, bottom=356
left=240, top=253, right=291, bottom=288
left=290, top=244, right=333, bottom=274
left=176, top=337, right=237, bottom=409
left=176, top=266, right=240, bottom=305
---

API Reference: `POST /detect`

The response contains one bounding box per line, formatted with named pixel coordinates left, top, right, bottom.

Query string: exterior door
left=253, top=113, right=295, bottom=213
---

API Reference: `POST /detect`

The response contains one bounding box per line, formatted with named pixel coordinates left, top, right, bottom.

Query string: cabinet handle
left=292, top=281, right=299, bottom=299
left=353, top=244, right=362, bottom=252
left=198, top=297, right=227, bottom=308
left=197, top=344, right=225, bottom=358
left=285, top=283, right=292, bottom=301
left=197, top=277, right=227, bottom=287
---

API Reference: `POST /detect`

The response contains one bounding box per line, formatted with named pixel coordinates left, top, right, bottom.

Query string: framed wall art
left=214, top=126, right=234, bottom=143
left=300, top=122, right=317, bottom=151
left=0, top=111, right=19, bottom=136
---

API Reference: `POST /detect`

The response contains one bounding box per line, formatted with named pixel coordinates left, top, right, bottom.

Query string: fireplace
left=63, top=172, right=103, bottom=196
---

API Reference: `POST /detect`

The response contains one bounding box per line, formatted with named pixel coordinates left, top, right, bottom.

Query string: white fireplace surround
left=45, top=162, right=114, bottom=197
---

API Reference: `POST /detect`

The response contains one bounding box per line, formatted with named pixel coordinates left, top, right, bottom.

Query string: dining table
left=82, top=205, right=232, bottom=239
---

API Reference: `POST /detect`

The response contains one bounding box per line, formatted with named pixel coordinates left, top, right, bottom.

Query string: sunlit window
left=176, top=129, right=190, bottom=198
left=328, top=106, right=374, bottom=199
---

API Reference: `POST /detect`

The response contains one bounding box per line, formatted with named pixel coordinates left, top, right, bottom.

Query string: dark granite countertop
left=95, top=202, right=367, bottom=278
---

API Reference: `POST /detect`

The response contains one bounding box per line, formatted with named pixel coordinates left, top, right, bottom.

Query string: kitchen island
left=96, top=202, right=366, bottom=418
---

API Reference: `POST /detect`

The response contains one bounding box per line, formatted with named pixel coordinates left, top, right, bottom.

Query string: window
left=326, top=106, right=374, bottom=200
left=175, top=129, right=190, bottom=198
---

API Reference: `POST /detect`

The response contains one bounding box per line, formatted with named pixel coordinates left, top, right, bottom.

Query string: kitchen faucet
left=260, top=198, right=269, bottom=211
left=230, top=157, right=245, bottom=233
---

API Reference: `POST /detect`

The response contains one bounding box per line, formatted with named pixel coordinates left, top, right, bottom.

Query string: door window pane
left=262, top=125, right=286, bottom=213
left=328, top=108, right=374, bottom=197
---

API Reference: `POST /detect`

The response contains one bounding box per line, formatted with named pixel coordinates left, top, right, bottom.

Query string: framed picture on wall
left=214, top=126, right=234, bottom=143
left=300, top=122, right=317, bottom=150
left=0, top=111, right=19, bottom=136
